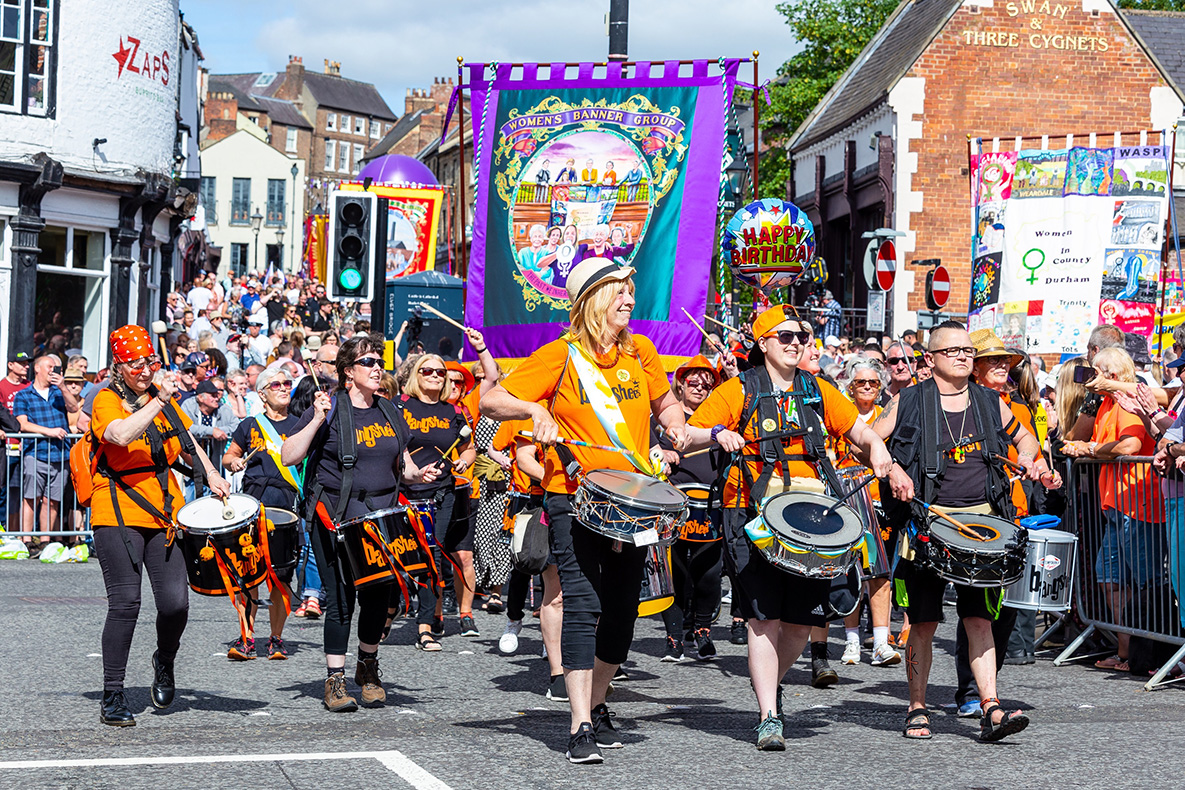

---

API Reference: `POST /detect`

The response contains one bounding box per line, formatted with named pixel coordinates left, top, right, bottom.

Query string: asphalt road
left=0, top=560, right=1181, bottom=790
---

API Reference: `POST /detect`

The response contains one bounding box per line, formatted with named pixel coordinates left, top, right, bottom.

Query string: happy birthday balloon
left=722, top=199, right=815, bottom=294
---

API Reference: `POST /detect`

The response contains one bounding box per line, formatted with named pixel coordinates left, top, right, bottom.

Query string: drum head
left=264, top=508, right=298, bottom=529
left=763, top=492, right=863, bottom=548
left=585, top=469, right=687, bottom=511
left=929, top=514, right=1020, bottom=554
left=677, top=484, right=711, bottom=503
left=178, top=493, right=260, bottom=534
left=339, top=506, right=407, bottom=529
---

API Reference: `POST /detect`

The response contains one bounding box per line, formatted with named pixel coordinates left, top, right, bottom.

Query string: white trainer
left=499, top=620, right=523, bottom=655
left=871, top=643, right=902, bottom=666
left=841, top=639, right=861, bottom=665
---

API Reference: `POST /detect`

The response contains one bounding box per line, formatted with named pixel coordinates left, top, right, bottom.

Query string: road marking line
left=0, top=750, right=452, bottom=789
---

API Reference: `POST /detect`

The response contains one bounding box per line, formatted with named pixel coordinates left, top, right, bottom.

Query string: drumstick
left=702, top=313, right=754, bottom=340
left=518, top=430, right=633, bottom=456
left=151, top=320, right=171, bottom=370
left=419, top=302, right=468, bottom=332
left=432, top=424, right=474, bottom=469
left=220, top=495, right=235, bottom=521
left=683, top=428, right=811, bottom=458
left=915, top=499, right=997, bottom=542
left=680, top=308, right=726, bottom=353
left=822, top=474, right=876, bottom=517
left=991, top=453, right=1027, bottom=474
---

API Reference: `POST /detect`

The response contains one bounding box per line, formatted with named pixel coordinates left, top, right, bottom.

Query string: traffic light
left=327, top=190, right=377, bottom=302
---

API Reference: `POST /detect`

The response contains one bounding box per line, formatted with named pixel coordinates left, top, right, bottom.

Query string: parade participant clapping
left=482, top=259, right=688, bottom=765
left=684, top=305, right=893, bottom=751
left=221, top=367, right=300, bottom=660
left=281, top=336, right=439, bottom=713
left=90, top=325, right=231, bottom=727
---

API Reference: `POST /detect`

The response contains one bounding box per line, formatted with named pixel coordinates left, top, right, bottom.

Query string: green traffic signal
left=339, top=267, right=363, bottom=290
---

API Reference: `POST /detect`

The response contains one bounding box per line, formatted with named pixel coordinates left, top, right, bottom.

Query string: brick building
left=362, top=78, right=458, bottom=165
left=788, top=0, right=1185, bottom=334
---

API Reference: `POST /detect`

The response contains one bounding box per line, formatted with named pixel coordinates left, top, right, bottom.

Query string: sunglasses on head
left=352, top=357, right=383, bottom=368
left=765, top=329, right=811, bottom=345
left=419, top=367, right=446, bottom=377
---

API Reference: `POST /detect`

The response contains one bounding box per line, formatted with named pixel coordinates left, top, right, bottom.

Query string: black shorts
left=723, top=509, right=829, bottom=626
left=440, top=488, right=475, bottom=554
left=892, top=559, right=1004, bottom=624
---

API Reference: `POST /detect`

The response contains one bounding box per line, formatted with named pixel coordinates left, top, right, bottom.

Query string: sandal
left=903, top=707, right=932, bottom=739
left=381, top=607, right=400, bottom=643
left=979, top=698, right=1029, bottom=742
left=416, top=632, right=442, bottom=652
left=485, top=594, right=505, bottom=615
left=1095, top=654, right=1126, bottom=670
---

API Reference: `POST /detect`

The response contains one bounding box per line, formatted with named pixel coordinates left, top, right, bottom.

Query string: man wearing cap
left=482, top=258, right=688, bottom=765
left=180, top=379, right=240, bottom=445
left=13, top=355, right=79, bottom=554
left=246, top=313, right=272, bottom=362
left=241, top=280, right=262, bottom=314
left=0, top=351, right=30, bottom=525
left=684, top=304, right=893, bottom=751
left=820, top=335, right=841, bottom=369
left=175, top=353, right=208, bottom=404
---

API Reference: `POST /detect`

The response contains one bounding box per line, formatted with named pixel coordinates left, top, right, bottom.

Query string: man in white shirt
left=247, top=313, right=272, bottom=362
left=187, top=277, right=215, bottom=313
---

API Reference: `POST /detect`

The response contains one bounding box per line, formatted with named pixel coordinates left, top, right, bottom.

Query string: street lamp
left=276, top=227, right=285, bottom=272
left=290, top=162, right=299, bottom=273
left=250, top=207, right=263, bottom=274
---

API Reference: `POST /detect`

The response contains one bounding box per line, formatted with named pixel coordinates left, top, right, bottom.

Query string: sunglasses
left=448, top=377, right=465, bottom=385
left=765, top=330, right=811, bottom=345
left=419, top=367, right=446, bottom=377
left=931, top=346, right=976, bottom=359
left=684, top=380, right=713, bottom=391
left=125, top=357, right=162, bottom=375
left=353, top=357, right=383, bottom=368
left=886, top=357, right=910, bottom=367
left=267, top=381, right=292, bottom=391
left=852, top=379, right=881, bottom=388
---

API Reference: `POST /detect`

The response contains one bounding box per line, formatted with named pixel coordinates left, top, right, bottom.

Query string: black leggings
left=309, top=520, right=389, bottom=656
left=548, top=495, right=645, bottom=670
left=93, top=526, right=189, bottom=692
left=662, top=539, right=724, bottom=639
left=506, top=569, right=532, bottom=621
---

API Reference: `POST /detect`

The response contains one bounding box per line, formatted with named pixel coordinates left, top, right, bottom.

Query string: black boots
left=100, top=690, right=135, bottom=727
left=151, top=651, right=176, bottom=709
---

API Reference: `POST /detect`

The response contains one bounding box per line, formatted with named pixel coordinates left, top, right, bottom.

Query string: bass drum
left=1004, top=528, right=1077, bottom=612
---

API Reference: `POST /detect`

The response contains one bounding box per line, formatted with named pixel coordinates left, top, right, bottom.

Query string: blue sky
left=181, top=0, right=797, bottom=115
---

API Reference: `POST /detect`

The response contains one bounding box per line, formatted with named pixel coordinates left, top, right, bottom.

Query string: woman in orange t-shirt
left=92, top=325, right=230, bottom=728
left=481, top=258, right=687, bottom=764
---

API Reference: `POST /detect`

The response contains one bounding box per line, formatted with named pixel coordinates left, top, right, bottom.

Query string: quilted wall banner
left=341, top=183, right=444, bottom=281
left=463, top=60, right=740, bottom=363
left=968, top=136, right=1170, bottom=356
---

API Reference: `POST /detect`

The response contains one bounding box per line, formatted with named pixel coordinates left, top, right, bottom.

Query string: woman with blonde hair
left=482, top=258, right=688, bottom=764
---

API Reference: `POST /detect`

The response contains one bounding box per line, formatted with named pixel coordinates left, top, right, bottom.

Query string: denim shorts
left=1094, top=508, right=1167, bottom=588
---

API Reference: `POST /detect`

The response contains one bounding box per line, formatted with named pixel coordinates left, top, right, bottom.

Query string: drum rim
left=264, top=507, right=299, bottom=528
left=177, top=493, right=260, bottom=531
left=928, top=516, right=1021, bottom=554
left=583, top=469, right=689, bottom=512
left=338, top=506, right=408, bottom=528
left=761, top=491, right=865, bottom=548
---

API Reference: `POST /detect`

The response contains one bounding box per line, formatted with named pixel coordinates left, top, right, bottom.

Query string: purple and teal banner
left=463, top=60, right=741, bottom=362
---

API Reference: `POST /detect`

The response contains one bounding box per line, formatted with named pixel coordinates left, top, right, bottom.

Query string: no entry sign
left=926, top=264, right=950, bottom=310
left=875, top=241, right=896, bottom=291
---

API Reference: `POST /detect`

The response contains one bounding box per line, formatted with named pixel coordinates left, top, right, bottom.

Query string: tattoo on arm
left=874, top=397, right=897, bottom=427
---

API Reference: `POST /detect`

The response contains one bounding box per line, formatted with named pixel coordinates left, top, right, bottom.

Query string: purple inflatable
left=356, top=155, right=439, bottom=187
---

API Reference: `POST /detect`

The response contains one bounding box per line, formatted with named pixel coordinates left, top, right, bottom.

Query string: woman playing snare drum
left=91, top=325, right=231, bottom=727
left=282, top=335, right=439, bottom=712
left=482, top=258, right=689, bottom=765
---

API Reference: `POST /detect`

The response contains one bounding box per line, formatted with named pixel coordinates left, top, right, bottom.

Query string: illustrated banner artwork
left=968, top=139, right=1170, bottom=355
left=463, top=60, right=740, bottom=362
left=341, top=183, right=444, bottom=281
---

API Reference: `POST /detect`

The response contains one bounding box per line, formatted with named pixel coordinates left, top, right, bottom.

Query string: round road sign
left=927, top=264, right=951, bottom=309
left=875, top=241, right=896, bottom=291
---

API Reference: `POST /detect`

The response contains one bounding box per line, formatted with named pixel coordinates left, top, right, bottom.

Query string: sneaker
left=591, top=703, right=623, bottom=748
left=755, top=712, right=785, bottom=751
left=354, top=657, right=386, bottom=705
left=304, top=598, right=322, bottom=620
left=871, top=643, right=901, bottom=667
left=267, top=636, right=289, bottom=660
left=721, top=589, right=732, bottom=604
left=431, top=616, right=445, bottom=637
left=441, top=590, right=459, bottom=616
left=565, top=722, right=603, bottom=764
left=228, top=637, right=256, bottom=661
left=546, top=674, right=568, bottom=701
left=323, top=672, right=358, bottom=712
left=957, top=697, right=983, bottom=718
left=692, top=628, right=716, bottom=661
left=459, top=614, right=480, bottom=637
left=811, top=657, right=838, bottom=688
left=612, top=667, right=629, bottom=682
left=842, top=639, right=861, bottom=666
left=661, top=636, right=684, bottom=663
left=730, top=620, right=748, bottom=645
left=499, top=620, right=523, bottom=655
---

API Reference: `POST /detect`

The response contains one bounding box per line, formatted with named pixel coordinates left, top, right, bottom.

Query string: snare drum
left=835, top=467, right=890, bottom=579
left=677, top=484, right=721, bottom=542
left=177, top=493, right=266, bottom=596
left=573, top=469, right=688, bottom=544
left=1004, top=528, right=1077, bottom=611
left=920, top=513, right=1027, bottom=588
left=405, top=498, right=437, bottom=543
left=262, top=508, right=300, bottom=573
left=338, top=507, right=428, bottom=589
left=638, top=543, right=675, bottom=616
left=744, top=491, right=864, bottom=579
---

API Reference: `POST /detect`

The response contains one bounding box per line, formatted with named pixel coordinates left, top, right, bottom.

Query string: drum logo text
left=362, top=538, right=389, bottom=567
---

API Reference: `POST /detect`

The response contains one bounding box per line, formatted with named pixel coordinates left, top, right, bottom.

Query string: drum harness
left=885, top=378, right=1019, bottom=564
left=94, top=396, right=206, bottom=569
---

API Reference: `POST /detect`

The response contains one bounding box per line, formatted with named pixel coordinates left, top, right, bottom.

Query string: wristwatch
left=710, top=424, right=727, bottom=443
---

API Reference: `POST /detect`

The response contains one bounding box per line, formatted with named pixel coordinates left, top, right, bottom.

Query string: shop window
left=35, top=224, right=109, bottom=365
left=0, top=0, right=55, bottom=116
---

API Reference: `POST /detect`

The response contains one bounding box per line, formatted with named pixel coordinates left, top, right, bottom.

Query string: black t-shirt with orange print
left=294, top=401, right=411, bottom=496
left=400, top=395, right=466, bottom=496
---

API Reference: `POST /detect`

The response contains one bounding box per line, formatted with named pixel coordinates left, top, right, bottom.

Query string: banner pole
left=966, top=134, right=977, bottom=323
left=1157, top=125, right=1178, bottom=359
left=752, top=51, right=759, bottom=198
left=456, top=56, right=468, bottom=279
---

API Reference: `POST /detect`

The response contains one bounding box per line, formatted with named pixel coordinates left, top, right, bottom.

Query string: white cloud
left=251, top=0, right=796, bottom=114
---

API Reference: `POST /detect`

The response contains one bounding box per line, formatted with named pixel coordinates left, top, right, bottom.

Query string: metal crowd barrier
left=1054, top=456, right=1185, bottom=690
